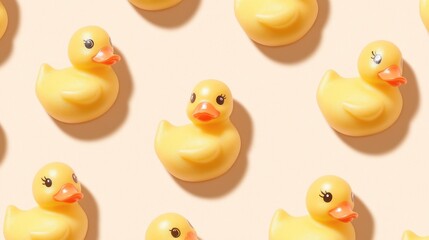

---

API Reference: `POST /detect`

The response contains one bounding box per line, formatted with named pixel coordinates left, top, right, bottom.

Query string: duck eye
left=216, top=94, right=226, bottom=105
left=84, top=39, right=94, bottom=49
left=190, top=93, right=196, bottom=103
left=371, top=51, right=382, bottom=64
left=41, top=177, right=52, bottom=187
left=170, top=228, right=181, bottom=238
left=72, top=173, right=78, bottom=183
left=319, top=190, right=333, bottom=203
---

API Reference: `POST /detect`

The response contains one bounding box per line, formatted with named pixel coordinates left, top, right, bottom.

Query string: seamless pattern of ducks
left=0, top=1, right=7, bottom=39
left=146, top=213, right=198, bottom=240
left=3, top=162, right=88, bottom=240
left=36, top=26, right=121, bottom=124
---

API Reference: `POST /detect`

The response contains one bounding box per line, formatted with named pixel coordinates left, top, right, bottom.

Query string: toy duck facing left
left=235, top=0, right=318, bottom=46
left=3, top=162, right=88, bottom=240
left=146, top=213, right=198, bottom=240
left=270, top=175, right=358, bottom=240
left=155, top=79, right=241, bottom=182
left=403, top=231, right=429, bottom=240
left=0, top=1, right=7, bottom=39
left=317, top=40, right=407, bottom=136
left=129, top=0, right=183, bottom=11
left=36, top=26, right=121, bottom=124
left=421, top=0, right=429, bottom=31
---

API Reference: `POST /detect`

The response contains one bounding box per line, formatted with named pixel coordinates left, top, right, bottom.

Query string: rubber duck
left=155, top=79, right=241, bottom=182
left=403, top=231, right=429, bottom=240
left=0, top=1, right=7, bottom=39
left=3, top=162, right=88, bottom=240
left=421, top=0, right=429, bottom=31
left=317, top=40, right=407, bottom=136
left=270, top=175, right=358, bottom=240
left=129, top=0, right=183, bottom=11
left=146, top=213, right=198, bottom=240
left=234, top=0, right=318, bottom=46
left=36, top=26, right=121, bottom=123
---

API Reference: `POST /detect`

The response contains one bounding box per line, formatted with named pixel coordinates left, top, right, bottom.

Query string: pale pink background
left=0, top=0, right=427, bottom=239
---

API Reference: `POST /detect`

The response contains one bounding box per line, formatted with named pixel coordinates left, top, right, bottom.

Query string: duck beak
left=185, top=231, right=198, bottom=240
left=53, top=183, right=84, bottom=203
left=193, top=102, right=220, bottom=122
left=329, top=202, right=358, bottom=223
left=93, top=46, right=121, bottom=65
left=378, top=65, right=407, bottom=87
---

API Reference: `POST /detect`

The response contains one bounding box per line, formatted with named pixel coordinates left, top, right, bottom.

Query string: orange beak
left=53, top=183, right=84, bottom=203
left=92, top=46, right=121, bottom=65
left=378, top=65, right=407, bottom=87
left=193, top=102, right=220, bottom=122
left=185, top=231, right=198, bottom=240
left=329, top=202, right=358, bottom=223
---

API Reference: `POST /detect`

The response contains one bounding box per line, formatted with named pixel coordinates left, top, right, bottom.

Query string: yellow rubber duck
left=155, top=79, right=241, bottom=182
left=234, top=0, right=318, bottom=46
left=129, top=0, right=183, bottom=11
left=0, top=1, right=7, bottom=39
left=421, top=0, right=429, bottom=31
left=403, top=231, right=429, bottom=240
left=4, top=162, right=88, bottom=240
left=36, top=26, right=121, bottom=124
left=146, top=213, right=198, bottom=240
left=317, top=40, right=407, bottom=136
left=270, top=175, right=358, bottom=240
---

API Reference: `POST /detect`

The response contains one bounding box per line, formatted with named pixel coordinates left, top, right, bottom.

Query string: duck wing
left=342, top=94, right=384, bottom=121
left=61, top=79, right=102, bottom=105
left=179, top=139, right=221, bottom=164
left=30, top=223, right=70, bottom=240
left=256, top=3, right=298, bottom=29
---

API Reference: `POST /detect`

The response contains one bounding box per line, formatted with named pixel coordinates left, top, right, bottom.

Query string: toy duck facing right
left=235, top=0, right=318, bottom=46
left=155, top=79, right=241, bottom=182
left=36, top=26, right=121, bottom=124
left=270, top=175, right=358, bottom=240
left=0, top=1, right=7, bottom=39
left=129, top=0, right=183, bottom=11
left=146, top=213, right=198, bottom=240
left=317, top=40, right=407, bottom=136
left=3, top=162, right=88, bottom=240
left=403, top=231, right=429, bottom=240
left=421, top=0, right=429, bottom=31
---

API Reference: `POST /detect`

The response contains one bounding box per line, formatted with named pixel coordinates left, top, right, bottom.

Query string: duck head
left=358, top=40, right=407, bottom=87
left=145, top=213, right=198, bottom=240
left=306, top=175, right=358, bottom=224
left=32, top=162, right=84, bottom=209
left=186, top=80, right=233, bottom=126
left=68, top=26, right=121, bottom=70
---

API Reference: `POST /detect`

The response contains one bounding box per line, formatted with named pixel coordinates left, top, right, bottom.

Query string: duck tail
left=269, top=209, right=290, bottom=239
left=4, top=206, right=19, bottom=233
left=36, top=64, right=54, bottom=85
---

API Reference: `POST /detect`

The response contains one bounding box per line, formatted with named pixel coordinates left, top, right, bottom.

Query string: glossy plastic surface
left=317, top=40, right=407, bottom=136
left=146, top=213, right=198, bottom=240
left=129, top=0, right=183, bottom=11
left=421, top=0, right=429, bottom=31
left=234, top=0, right=318, bottom=46
left=36, top=26, right=121, bottom=123
left=3, top=162, right=88, bottom=240
left=155, top=79, right=241, bottom=182
left=403, top=231, right=429, bottom=240
left=0, top=1, right=7, bottom=39
left=270, top=176, right=358, bottom=240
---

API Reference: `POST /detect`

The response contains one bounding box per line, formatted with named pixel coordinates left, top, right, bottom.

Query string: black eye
left=84, top=39, right=94, bottom=49
left=41, top=176, right=52, bottom=187
left=170, top=228, right=181, bottom=238
left=216, top=94, right=226, bottom=105
left=371, top=51, right=382, bottom=64
left=72, top=173, right=78, bottom=183
left=190, top=93, right=196, bottom=103
left=319, top=190, right=333, bottom=203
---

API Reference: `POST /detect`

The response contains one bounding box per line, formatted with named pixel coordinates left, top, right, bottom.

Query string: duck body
left=270, top=210, right=355, bottom=240
left=36, top=65, right=119, bottom=123
left=4, top=205, right=88, bottom=240
left=129, top=0, right=183, bottom=10
left=317, top=70, right=402, bottom=136
left=0, top=1, right=7, bottom=39
left=403, top=231, right=429, bottom=240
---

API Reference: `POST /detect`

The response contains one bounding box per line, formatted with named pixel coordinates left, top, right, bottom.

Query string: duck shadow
left=81, top=185, right=99, bottom=240
left=354, top=196, right=374, bottom=240
left=0, top=0, right=19, bottom=65
left=337, top=61, right=419, bottom=154
left=254, top=0, right=330, bottom=63
left=132, top=0, right=201, bottom=28
left=0, top=125, right=7, bottom=165
left=54, top=48, right=134, bottom=140
left=174, top=101, right=252, bottom=198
